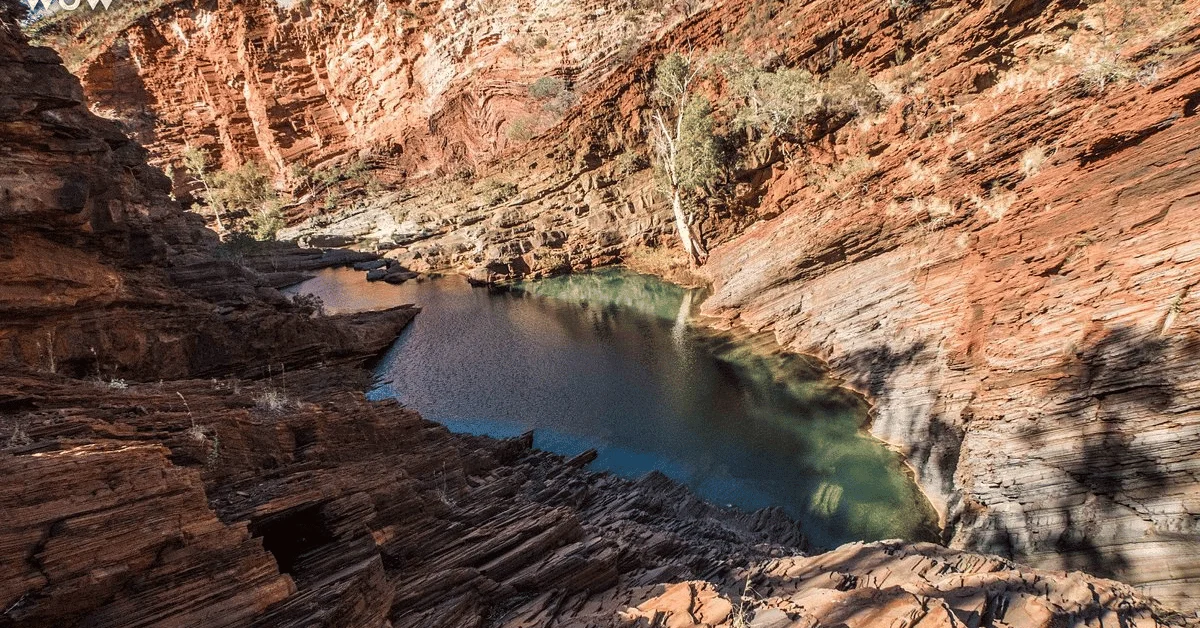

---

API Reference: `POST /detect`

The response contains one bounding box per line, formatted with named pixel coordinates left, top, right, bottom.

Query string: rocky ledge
left=3, top=369, right=1189, bottom=627
left=0, top=0, right=1195, bottom=625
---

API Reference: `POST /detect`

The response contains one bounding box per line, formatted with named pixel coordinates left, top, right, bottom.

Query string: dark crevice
left=250, top=504, right=334, bottom=575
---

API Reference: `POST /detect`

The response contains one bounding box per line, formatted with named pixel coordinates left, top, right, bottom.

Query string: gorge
left=2, top=0, right=1200, bottom=625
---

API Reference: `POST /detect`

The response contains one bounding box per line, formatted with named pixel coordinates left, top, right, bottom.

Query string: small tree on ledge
left=650, top=52, right=719, bottom=267
left=181, top=144, right=227, bottom=235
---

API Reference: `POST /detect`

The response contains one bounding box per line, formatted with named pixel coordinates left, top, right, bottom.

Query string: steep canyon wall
left=57, top=0, right=1200, bottom=613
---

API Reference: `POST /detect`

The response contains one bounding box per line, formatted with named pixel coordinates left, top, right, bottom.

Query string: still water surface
left=285, top=267, right=937, bottom=548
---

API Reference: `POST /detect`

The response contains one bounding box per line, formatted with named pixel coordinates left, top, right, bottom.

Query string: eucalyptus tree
left=649, top=52, right=720, bottom=266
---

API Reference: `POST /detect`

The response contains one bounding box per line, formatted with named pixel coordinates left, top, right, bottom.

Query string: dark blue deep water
left=285, top=267, right=938, bottom=548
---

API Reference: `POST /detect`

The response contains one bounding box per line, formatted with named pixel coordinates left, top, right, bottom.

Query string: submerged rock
left=353, top=259, right=390, bottom=271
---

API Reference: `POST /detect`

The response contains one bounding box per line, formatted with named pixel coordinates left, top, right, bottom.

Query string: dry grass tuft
left=621, top=245, right=709, bottom=288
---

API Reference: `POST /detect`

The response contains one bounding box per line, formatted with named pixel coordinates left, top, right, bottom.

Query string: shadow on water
left=286, top=268, right=940, bottom=549
left=834, top=341, right=964, bottom=535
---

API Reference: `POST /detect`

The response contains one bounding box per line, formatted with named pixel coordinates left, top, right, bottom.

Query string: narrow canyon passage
left=286, top=268, right=940, bottom=549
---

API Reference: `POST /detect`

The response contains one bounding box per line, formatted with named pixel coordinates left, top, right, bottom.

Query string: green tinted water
left=287, top=267, right=939, bottom=548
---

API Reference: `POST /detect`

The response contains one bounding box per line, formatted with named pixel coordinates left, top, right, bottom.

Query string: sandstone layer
left=32, top=0, right=1200, bottom=617
left=170, top=0, right=1200, bottom=610
left=66, top=0, right=695, bottom=181
left=697, top=1, right=1200, bottom=611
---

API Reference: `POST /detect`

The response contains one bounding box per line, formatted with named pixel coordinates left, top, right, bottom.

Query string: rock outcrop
left=622, top=541, right=1179, bottom=628
left=226, top=1, right=1200, bottom=609
left=0, top=370, right=809, bottom=627
left=149, top=0, right=1200, bottom=611
left=21, top=0, right=1200, bottom=619
left=64, top=0, right=694, bottom=180
left=1, top=9, right=817, bottom=625
left=0, top=5, right=414, bottom=380
left=697, top=0, right=1200, bottom=612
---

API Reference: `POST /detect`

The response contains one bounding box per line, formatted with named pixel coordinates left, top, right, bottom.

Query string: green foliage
left=252, top=203, right=285, bottom=241
left=821, top=62, right=883, bottom=117
left=653, top=53, right=696, bottom=106
left=723, top=56, right=882, bottom=140
left=181, top=145, right=210, bottom=178
left=675, top=97, right=720, bottom=191
left=723, top=53, right=820, bottom=136
left=506, top=118, right=536, bottom=141
left=888, top=0, right=930, bottom=14
left=533, top=35, right=549, bottom=48
left=529, top=76, right=566, bottom=100
left=649, top=53, right=719, bottom=194
left=208, top=162, right=276, bottom=215
left=323, top=191, right=340, bottom=212
left=1080, top=55, right=1136, bottom=93
left=24, top=0, right=169, bottom=71
left=292, top=158, right=373, bottom=195
left=181, top=146, right=283, bottom=239
left=290, top=163, right=314, bottom=187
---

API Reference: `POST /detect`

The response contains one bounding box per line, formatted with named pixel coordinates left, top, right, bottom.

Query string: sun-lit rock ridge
left=70, top=0, right=691, bottom=180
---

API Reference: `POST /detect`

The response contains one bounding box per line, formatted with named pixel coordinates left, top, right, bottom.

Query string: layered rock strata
left=0, top=10, right=818, bottom=625
left=623, top=541, right=1179, bottom=628
left=68, top=0, right=694, bottom=179
left=219, top=0, right=1200, bottom=610
left=698, top=2, right=1200, bottom=611
left=17, top=0, right=1200, bottom=619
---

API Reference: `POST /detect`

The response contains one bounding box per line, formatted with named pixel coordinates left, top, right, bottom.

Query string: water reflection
left=285, top=268, right=939, bottom=548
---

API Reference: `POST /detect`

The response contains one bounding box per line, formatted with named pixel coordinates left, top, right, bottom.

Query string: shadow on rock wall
left=1019, top=324, right=1184, bottom=580
left=835, top=341, right=963, bottom=541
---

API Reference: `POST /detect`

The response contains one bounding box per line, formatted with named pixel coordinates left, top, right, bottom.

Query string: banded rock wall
left=54, top=0, right=1200, bottom=614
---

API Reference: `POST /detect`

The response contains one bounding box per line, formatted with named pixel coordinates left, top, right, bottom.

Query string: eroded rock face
left=263, top=0, right=1200, bottom=610
left=261, top=0, right=1200, bottom=608
left=1, top=9, right=814, bottom=625
left=14, top=0, right=1200, bottom=620
left=73, top=0, right=689, bottom=179
left=620, top=541, right=1175, bottom=628
left=0, top=7, right=415, bottom=380
left=696, top=2, right=1200, bottom=612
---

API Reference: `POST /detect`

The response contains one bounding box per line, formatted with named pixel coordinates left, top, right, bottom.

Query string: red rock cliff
left=45, top=0, right=1200, bottom=616
left=71, top=0, right=690, bottom=180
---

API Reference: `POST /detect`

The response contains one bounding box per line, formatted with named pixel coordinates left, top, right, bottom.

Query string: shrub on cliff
left=820, top=62, right=883, bottom=117
left=252, top=204, right=285, bottom=241
left=209, top=162, right=276, bottom=215
left=506, top=118, right=536, bottom=141
left=181, top=146, right=283, bottom=239
left=722, top=55, right=880, bottom=140
left=529, top=76, right=566, bottom=100
left=722, top=53, right=821, bottom=138
left=1080, top=54, right=1136, bottom=93
left=181, top=146, right=228, bottom=233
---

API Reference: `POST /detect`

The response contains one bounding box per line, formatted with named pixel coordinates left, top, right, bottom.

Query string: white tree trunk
left=212, top=203, right=227, bottom=235
left=671, top=188, right=699, bottom=266
left=198, top=178, right=226, bottom=235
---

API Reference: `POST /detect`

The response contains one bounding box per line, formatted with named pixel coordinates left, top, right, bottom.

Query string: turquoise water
left=285, top=267, right=938, bottom=548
